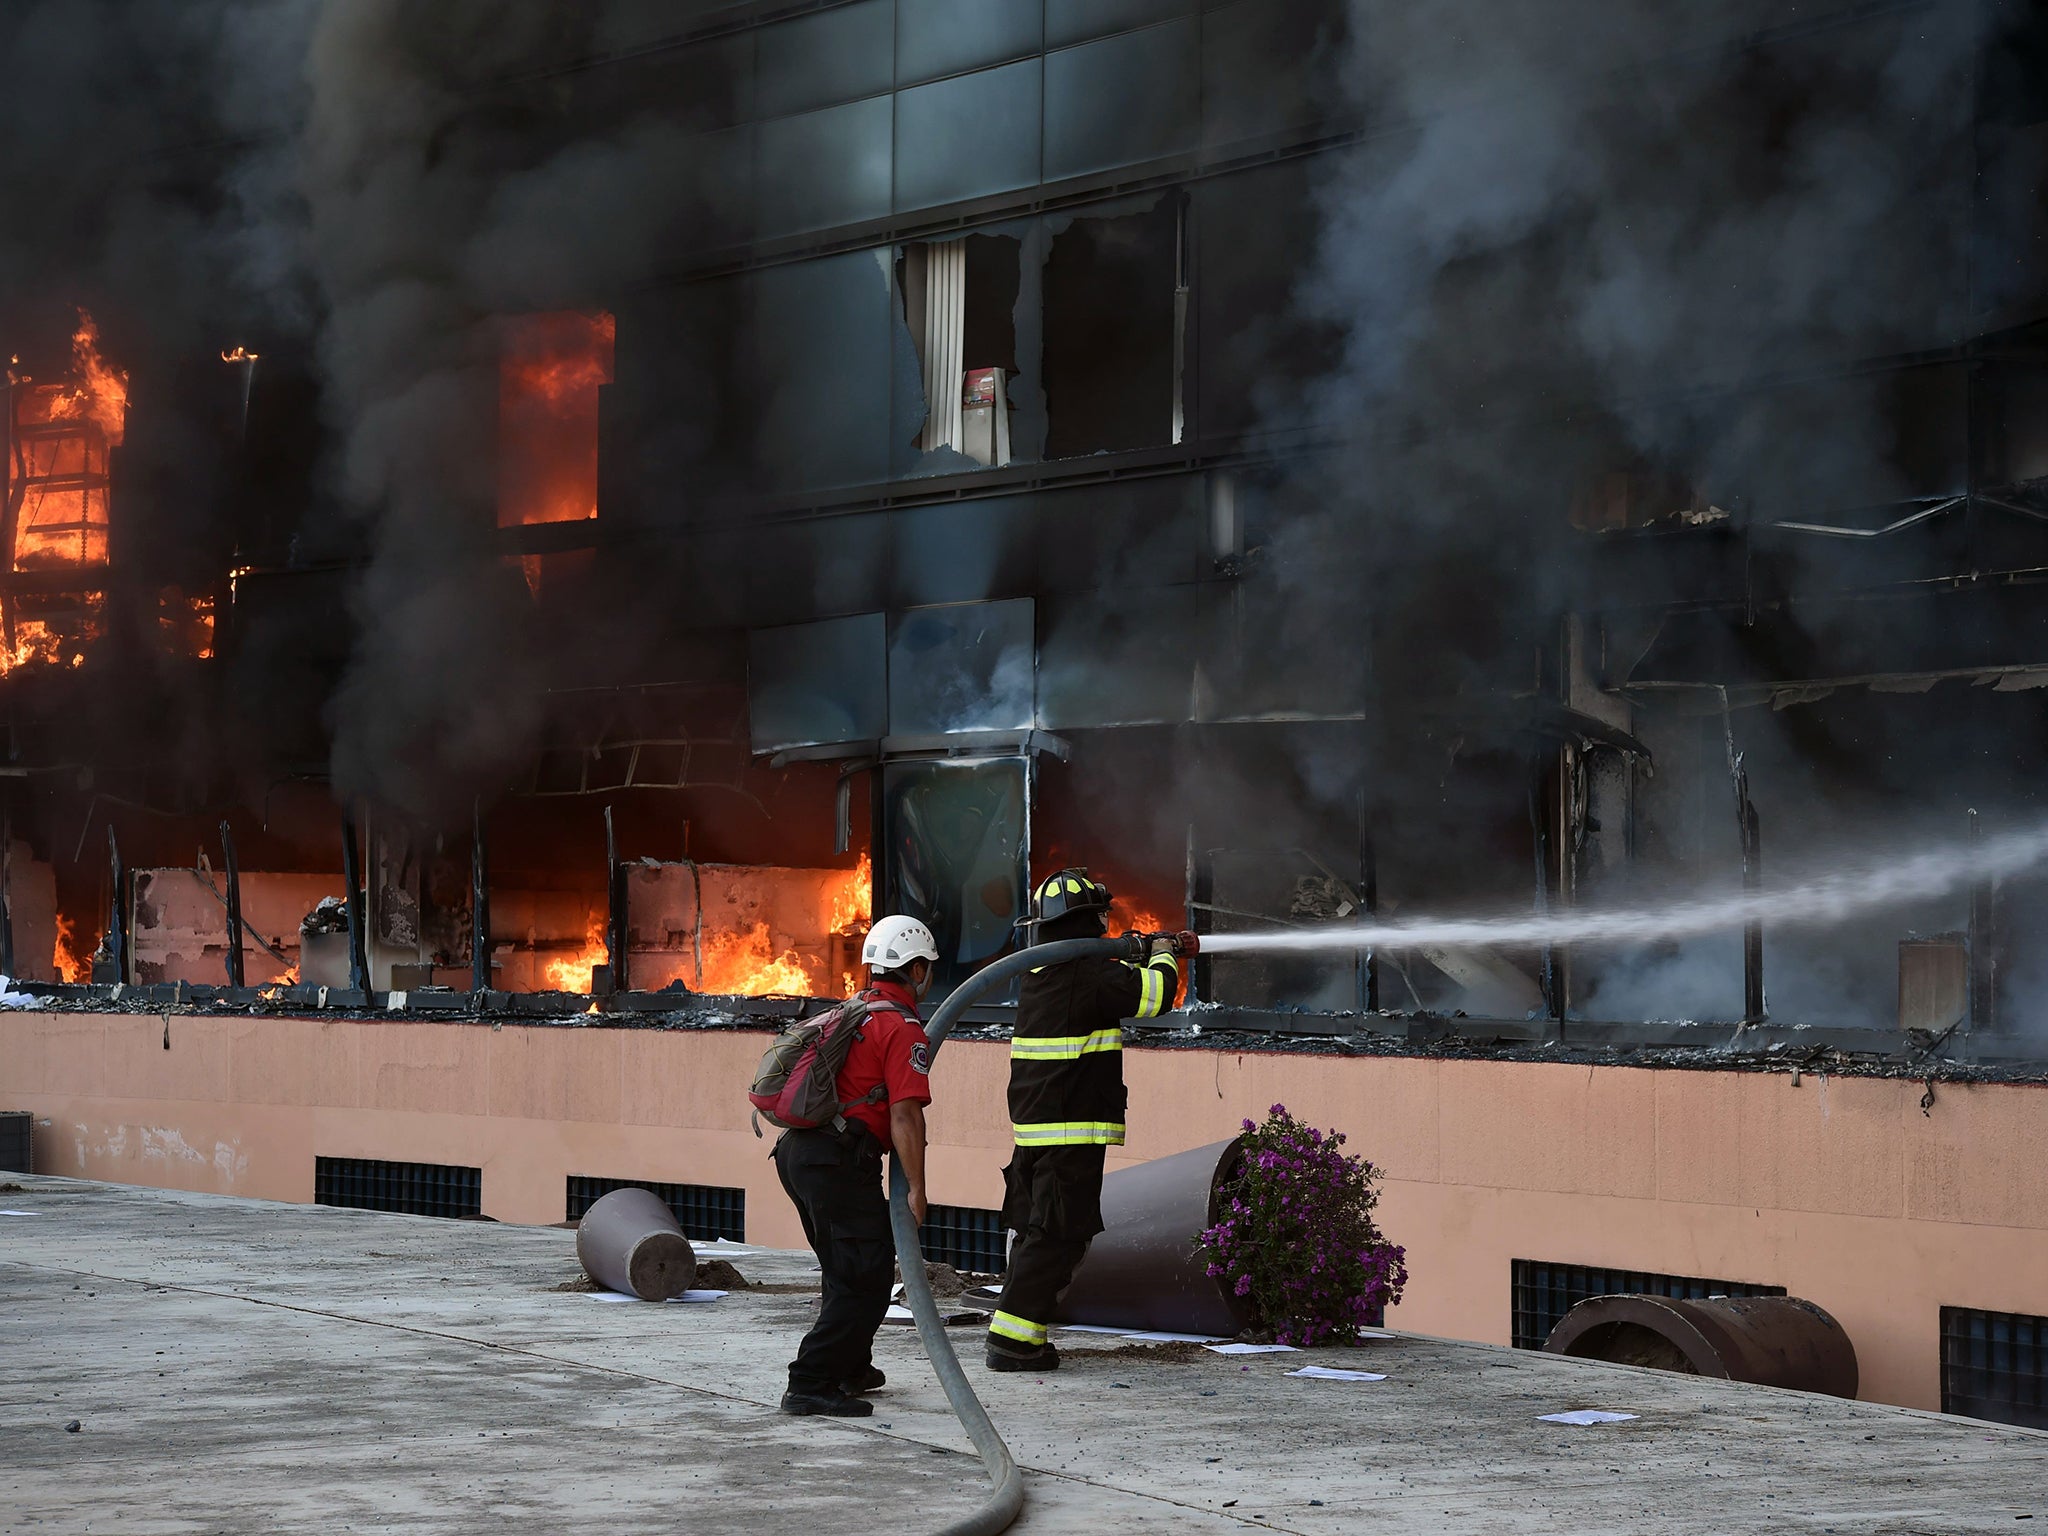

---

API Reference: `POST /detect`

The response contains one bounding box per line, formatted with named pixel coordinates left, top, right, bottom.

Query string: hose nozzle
left=1129, top=930, right=1201, bottom=957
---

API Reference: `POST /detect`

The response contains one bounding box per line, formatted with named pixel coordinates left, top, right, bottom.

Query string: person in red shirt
left=772, top=914, right=938, bottom=1417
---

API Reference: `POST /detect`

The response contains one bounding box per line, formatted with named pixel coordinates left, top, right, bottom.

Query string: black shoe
left=984, top=1341, right=1060, bottom=1373
left=780, top=1387, right=874, bottom=1417
left=841, top=1366, right=886, bottom=1395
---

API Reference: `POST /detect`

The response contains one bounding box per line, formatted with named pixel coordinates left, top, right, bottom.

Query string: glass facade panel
left=756, top=95, right=894, bottom=238
left=749, top=251, right=894, bottom=492
left=894, top=58, right=1043, bottom=211
left=756, top=0, right=895, bottom=119
left=881, top=755, right=1030, bottom=999
left=748, top=613, right=889, bottom=752
left=887, top=597, right=1036, bottom=736
left=896, top=0, right=1043, bottom=86
left=1044, top=19, right=1200, bottom=181
left=1045, top=0, right=1192, bottom=49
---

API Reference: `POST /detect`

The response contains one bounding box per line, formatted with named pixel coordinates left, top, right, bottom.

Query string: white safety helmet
left=862, top=915, right=940, bottom=972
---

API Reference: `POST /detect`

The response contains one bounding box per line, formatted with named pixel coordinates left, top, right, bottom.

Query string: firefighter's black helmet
left=1024, top=867, right=1112, bottom=928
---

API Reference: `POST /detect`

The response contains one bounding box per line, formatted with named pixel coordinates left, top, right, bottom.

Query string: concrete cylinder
left=1054, top=1138, right=1252, bottom=1338
left=575, top=1187, right=697, bottom=1301
left=1545, top=1294, right=1859, bottom=1398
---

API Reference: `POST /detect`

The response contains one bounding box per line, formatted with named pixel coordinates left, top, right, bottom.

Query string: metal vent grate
left=565, top=1176, right=746, bottom=1243
left=919, top=1204, right=1007, bottom=1275
left=1510, top=1259, right=1785, bottom=1351
left=314, top=1156, right=481, bottom=1220
left=1942, top=1307, right=2048, bottom=1430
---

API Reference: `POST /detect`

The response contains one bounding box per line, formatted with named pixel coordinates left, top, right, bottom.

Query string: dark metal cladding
left=469, top=799, right=490, bottom=995
left=1055, top=1138, right=1251, bottom=1339
left=340, top=810, right=368, bottom=994
left=1545, top=1293, right=1859, bottom=1399
left=575, top=1185, right=696, bottom=1301
left=219, top=820, right=244, bottom=989
left=0, top=789, right=14, bottom=979
left=102, top=825, right=128, bottom=986
left=601, top=804, right=625, bottom=996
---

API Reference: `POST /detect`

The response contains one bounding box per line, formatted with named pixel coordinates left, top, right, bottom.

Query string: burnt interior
left=0, top=4, right=2046, bottom=1054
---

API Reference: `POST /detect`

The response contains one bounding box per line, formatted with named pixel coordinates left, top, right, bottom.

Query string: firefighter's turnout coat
left=1001, top=946, right=1179, bottom=1228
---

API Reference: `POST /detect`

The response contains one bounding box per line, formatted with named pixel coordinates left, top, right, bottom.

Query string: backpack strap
left=829, top=990, right=903, bottom=1133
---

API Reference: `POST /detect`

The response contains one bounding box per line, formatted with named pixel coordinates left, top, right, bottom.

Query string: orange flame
left=53, top=915, right=93, bottom=983
left=698, top=923, right=817, bottom=997
left=47, top=313, right=127, bottom=447
left=499, top=311, right=612, bottom=531
left=544, top=915, right=608, bottom=993
left=696, top=854, right=872, bottom=998
left=220, top=346, right=258, bottom=364
left=158, top=591, right=215, bottom=660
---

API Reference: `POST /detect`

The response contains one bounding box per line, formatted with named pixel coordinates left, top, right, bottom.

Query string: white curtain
left=917, top=241, right=966, bottom=453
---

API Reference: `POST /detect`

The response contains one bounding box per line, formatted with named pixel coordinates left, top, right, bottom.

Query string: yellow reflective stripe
left=1011, top=1120, right=1127, bottom=1146
left=989, top=1310, right=1047, bottom=1346
left=1009, top=1029, right=1124, bottom=1061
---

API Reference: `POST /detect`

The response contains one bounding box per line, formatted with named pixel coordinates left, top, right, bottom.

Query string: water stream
left=1196, top=823, right=2048, bottom=956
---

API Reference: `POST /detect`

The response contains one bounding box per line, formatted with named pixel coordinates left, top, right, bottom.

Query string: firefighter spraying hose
left=886, top=922, right=1197, bottom=1536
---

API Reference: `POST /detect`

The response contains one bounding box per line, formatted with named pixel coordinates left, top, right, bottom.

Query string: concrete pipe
left=575, top=1187, right=697, bottom=1301
left=1054, top=1138, right=1253, bottom=1338
left=1544, top=1294, right=1859, bottom=1398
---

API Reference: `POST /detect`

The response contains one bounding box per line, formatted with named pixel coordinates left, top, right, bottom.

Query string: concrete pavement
left=1, top=1175, right=2043, bottom=1534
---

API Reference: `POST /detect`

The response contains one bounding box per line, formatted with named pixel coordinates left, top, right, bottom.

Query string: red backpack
left=747, top=991, right=895, bottom=1136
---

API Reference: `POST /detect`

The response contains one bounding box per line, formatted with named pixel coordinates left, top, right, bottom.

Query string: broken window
left=4, top=313, right=121, bottom=671
left=899, top=233, right=1023, bottom=470
left=1042, top=195, right=1184, bottom=459
left=895, top=196, right=1187, bottom=476
left=498, top=311, right=614, bottom=596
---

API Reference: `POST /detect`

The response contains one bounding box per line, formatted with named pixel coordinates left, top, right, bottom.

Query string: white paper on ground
left=1116, top=1330, right=1230, bottom=1344
left=0, top=976, right=38, bottom=1008
left=1286, top=1366, right=1386, bottom=1382
left=0, top=1210, right=40, bottom=1217
left=1055, top=1324, right=1131, bottom=1335
left=585, top=1291, right=638, bottom=1303
left=882, top=1303, right=986, bottom=1325
left=1539, top=1410, right=1638, bottom=1425
left=666, top=1289, right=726, bottom=1304
left=1206, top=1342, right=1297, bottom=1355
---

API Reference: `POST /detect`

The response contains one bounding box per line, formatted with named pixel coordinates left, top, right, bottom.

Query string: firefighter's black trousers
left=773, top=1125, right=894, bottom=1394
left=988, top=1143, right=1106, bottom=1353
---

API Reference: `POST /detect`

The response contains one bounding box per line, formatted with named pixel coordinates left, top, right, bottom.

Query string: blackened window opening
left=1042, top=197, right=1181, bottom=460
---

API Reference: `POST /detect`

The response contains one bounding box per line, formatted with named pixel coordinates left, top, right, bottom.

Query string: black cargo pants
left=773, top=1125, right=895, bottom=1394
left=988, top=1143, right=1106, bottom=1354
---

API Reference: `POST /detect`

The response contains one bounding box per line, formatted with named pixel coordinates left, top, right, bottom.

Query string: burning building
left=5, top=0, right=2048, bottom=1038
left=5, top=0, right=2048, bottom=1427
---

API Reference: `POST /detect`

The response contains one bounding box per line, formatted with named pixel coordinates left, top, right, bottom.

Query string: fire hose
left=886, top=929, right=1198, bottom=1536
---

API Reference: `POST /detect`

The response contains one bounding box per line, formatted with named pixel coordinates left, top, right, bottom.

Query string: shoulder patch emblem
left=909, top=1042, right=930, bottom=1075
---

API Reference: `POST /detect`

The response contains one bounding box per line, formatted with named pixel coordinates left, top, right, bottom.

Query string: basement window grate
left=1942, top=1307, right=2048, bottom=1430
left=565, top=1176, right=746, bottom=1243
left=919, top=1204, right=1007, bottom=1275
left=314, top=1156, right=481, bottom=1220
left=1510, top=1259, right=1786, bottom=1352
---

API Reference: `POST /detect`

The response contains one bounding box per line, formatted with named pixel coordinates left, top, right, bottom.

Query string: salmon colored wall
left=4, top=1010, right=2046, bottom=1412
